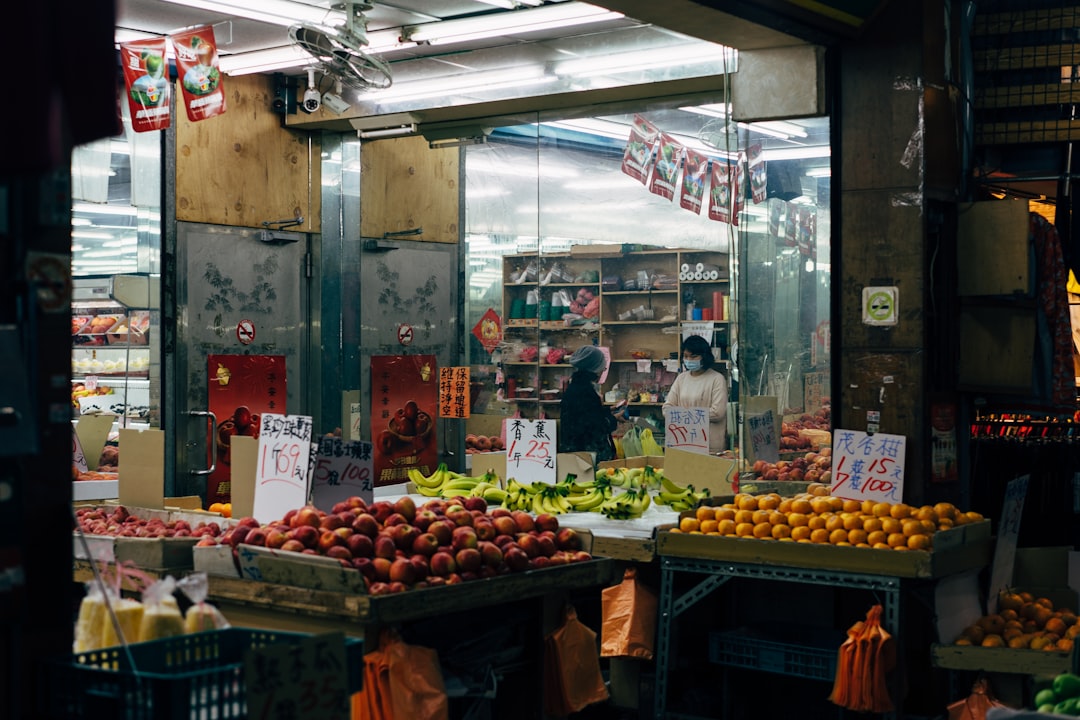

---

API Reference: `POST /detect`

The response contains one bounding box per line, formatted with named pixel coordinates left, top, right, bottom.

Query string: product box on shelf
left=73, top=533, right=200, bottom=573
left=661, top=448, right=742, bottom=497
left=657, top=517, right=993, bottom=579
left=193, top=543, right=240, bottom=578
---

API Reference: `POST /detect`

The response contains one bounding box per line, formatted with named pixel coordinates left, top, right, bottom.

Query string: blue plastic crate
left=39, top=628, right=364, bottom=720
left=708, top=627, right=840, bottom=682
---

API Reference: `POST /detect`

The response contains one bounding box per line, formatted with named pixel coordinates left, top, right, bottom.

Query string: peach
left=555, top=527, right=582, bottom=551
left=534, top=513, right=559, bottom=533
left=373, top=535, right=398, bottom=560
left=492, top=516, right=518, bottom=537
left=280, top=539, right=306, bottom=553
left=346, top=533, right=374, bottom=558
left=451, top=526, right=478, bottom=551
left=429, top=551, right=457, bottom=577
left=511, top=511, right=535, bottom=534
left=393, top=496, right=417, bottom=523
left=351, top=513, right=380, bottom=538
left=288, top=525, right=319, bottom=549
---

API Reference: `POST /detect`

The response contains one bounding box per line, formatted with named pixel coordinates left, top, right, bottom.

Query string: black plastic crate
left=39, top=628, right=364, bottom=720
left=708, top=626, right=840, bottom=682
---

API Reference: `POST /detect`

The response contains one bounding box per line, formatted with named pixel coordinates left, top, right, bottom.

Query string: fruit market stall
left=649, top=493, right=996, bottom=720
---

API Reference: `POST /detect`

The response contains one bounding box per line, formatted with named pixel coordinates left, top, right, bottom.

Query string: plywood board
left=958, top=305, right=1036, bottom=393
left=360, top=136, right=459, bottom=243
left=958, top=201, right=1031, bottom=296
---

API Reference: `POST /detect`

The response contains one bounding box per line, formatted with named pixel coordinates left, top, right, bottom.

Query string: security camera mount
left=301, top=68, right=321, bottom=113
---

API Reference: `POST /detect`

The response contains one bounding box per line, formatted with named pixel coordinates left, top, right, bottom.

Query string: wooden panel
left=957, top=201, right=1031, bottom=296
left=958, top=304, right=1036, bottom=394
left=175, top=74, right=320, bottom=232
left=360, top=136, right=460, bottom=243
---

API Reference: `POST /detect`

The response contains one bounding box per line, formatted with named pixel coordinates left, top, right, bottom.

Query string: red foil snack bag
left=171, top=25, right=226, bottom=122
left=120, top=38, right=170, bottom=133
left=680, top=147, right=709, bottom=214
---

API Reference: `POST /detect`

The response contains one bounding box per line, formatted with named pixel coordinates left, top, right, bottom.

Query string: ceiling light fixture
left=557, top=43, right=735, bottom=78
left=357, top=124, right=418, bottom=139
left=219, top=29, right=410, bottom=75
left=403, top=2, right=623, bottom=46
left=370, top=67, right=554, bottom=103
left=161, top=0, right=339, bottom=27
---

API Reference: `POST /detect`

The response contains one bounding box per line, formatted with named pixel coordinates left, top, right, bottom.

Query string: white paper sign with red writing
left=503, top=418, right=557, bottom=485
left=311, top=437, right=375, bottom=512
left=829, top=429, right=906, bottom=503
left=663, top=406, right=709, bottom=454
left=253, top=413, right=313, bottom=524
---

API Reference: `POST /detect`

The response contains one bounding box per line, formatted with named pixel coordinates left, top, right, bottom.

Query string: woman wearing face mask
left=663, top=335, right=729, bottom=453
left=559, top=345, right=627, bottom=462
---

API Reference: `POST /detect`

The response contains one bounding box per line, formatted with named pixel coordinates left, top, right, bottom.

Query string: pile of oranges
left=671, top=490, right=984, bottom=552
left=207, top=502, right=233, bottom=518
left=954, top=592, right=1078, bottom=653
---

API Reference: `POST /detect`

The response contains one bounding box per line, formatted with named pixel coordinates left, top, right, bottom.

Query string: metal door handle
left=189, top=410, right=218, bottom=476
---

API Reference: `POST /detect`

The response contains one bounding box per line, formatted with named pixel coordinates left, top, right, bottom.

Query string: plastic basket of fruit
left=708, top=626, right=841, bottom=682
left=39, top=628, right=364, bottom=720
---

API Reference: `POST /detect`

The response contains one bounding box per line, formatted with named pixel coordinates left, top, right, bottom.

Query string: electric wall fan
left=289, top=0, right=392, bottom=92
left=699, top=117, right=741, bottom=153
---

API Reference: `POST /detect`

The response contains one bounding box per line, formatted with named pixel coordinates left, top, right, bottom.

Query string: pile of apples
left=750, top=448, right=832, bottom=483
left=465, top=434, right=504, bottom=454
left=197, top=495, right=591, bottom=595
left=75, top=505, right=225, bottom=539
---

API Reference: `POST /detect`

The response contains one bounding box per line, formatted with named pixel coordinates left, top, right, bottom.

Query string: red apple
left=492, top=515, right=517, bottom=537
left=428, top=519, right=454, bottom=546
left=473, top=518, right=497, bottom=542
left=280, top=539, right=306, bottom=553
left=393, top=496, right=417, bottom=523
left=503, top=546, right=530, bottom=572
left=413, top=509, right=439, bottom=531
left=371, top=557, right=392, bottom=582
left=195, top=536, right=218, bottom=547
left=463, top=496, right=487, bottom=514
left=292, top=506, right=322, bottom=528
left=429, top=551, right=457, bottom=577
left=382, top=512, right=409, bottom=527
left=408, top=554, right=430, bottom=580
left=536, top=534, right=557, bottom=557
left=572, top=550, right=592, bottom=563
left=412, top=532, right=440, bottom=557
left=511, top=511, right=535, bottom=534
left=445, top=505, right=473, bottom=527
left=325, top=545, right=352, bottom=563
left=531, top=556, right=551, bottom=569
left=555, top=527, right=582, bottom=551
left=534, top=512, right=559, bottom=533
left=333, top=527, right=354, bottom=543
left=517, top=534, right=541, bottom=558
left=351, top=513, right=380, bottom=538
left=346, top=533, right=374, bottom=558
left=373, top=534, right=398, bottom=560
left=425, top=575, right=446, bottom=587
left=281, top=509, right=298, bottom=527
left=264, top=528, right=289, bottom=549
left=477, top=540, right=503, bottom=568
left=493, top=534, right=516, bottom=549
left=455, top=547, right=482, bottom=573
left=451, top=526, right=478, bottom=551
left=389, top=557, right=415, bottom=585
left=353, top=557, right=375, bottom=580
left=489, top=507, right=512, bottom=518
left=288, top=525, right=320, bottom=549
left=368, top=581, right=390, bottom=595
left=387, top=581, right=407, bottom=594
left=317, top=529, right=344, bottom=552
left=369, top=501, right=394, bottom=523
left=421, top=499, right=447, bottom=515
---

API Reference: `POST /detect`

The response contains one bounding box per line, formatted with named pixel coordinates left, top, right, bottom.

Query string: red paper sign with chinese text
left=171, top=26, right=226, bottom=122
left=471, top=308, right=502, bottom=354
left=371, top=355, right=439, bottom=486
left=439, top=366, right=471, bottom=419
left=119, top=38, right=171, bottom=133
left=206, top=354, right=286, bottom=505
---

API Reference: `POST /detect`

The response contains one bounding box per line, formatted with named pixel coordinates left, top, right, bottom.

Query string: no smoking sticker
left=862, top=286, right=898, bottom=326
left=397, top=324, right=414, bottom=346
left=236, top=319, right=256, bottom=345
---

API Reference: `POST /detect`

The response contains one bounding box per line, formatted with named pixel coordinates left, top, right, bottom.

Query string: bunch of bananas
left=653, top=474, right=711, bottom=512
left=594, top=464, right=666, bottom=491
left=500, top=476, right=615, bottom=514
left=407, top=463, right=504, bottom=501
left=598, top=487, right=651, bottom=519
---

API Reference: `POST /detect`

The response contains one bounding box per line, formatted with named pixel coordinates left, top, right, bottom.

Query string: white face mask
left=683, top=359, right=701, bottom=372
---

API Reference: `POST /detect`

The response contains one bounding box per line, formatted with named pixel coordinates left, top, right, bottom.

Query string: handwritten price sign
left=312, top=437, right=374, bottom=511
left=73, top=426, right=88, bottom=473
left=987, top=474, right=1029, bottom=613
left=503, top=418, right=556, bottom=485
left=747, top=410, right=778, bottom=463
left=829, top=429, right=906, bottom=504
left=663, top=406, right=709, bottom=454
left=245, top=632, right=350, bottom=720
left=253, top=413, right=313, bottom=524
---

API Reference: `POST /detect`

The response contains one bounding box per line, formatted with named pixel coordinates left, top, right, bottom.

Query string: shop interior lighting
left=556, top=44, right=735, bottom=78
left=805, top=167, right=832, bottom=177
left=370, top=67, right=554, bottom=103
left=402, top=2, right=623, bottom=46
left=219, top=29, right=410, bottom=75
left=357, top=124, right=418, bottom=139
left=162, top=0, right=340, bottom=27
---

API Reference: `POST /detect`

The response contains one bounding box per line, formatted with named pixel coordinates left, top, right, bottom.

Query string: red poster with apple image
left=371, top=355, right=439, bottom=486
left=170, top=25, right=226, bottom=123
left=207, top=354, right=286, bottom=505
left=119, top=38, right=170, bottom=133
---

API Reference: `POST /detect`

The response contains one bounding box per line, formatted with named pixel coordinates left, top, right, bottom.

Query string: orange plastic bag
left=544, top=604, right=609, bottom=714
left=353, top=641, right=393, bottom=720
left=385, top=631, right=449, bottom=720
left=600, top=567, right=657, bottom=659
left=829, top=605, right=895, bottom=713
left=947, top=678, right=1008, bottom=720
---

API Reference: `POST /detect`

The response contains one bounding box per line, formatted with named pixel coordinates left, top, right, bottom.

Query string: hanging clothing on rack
left=1030, top=213, right=1075, bottom=411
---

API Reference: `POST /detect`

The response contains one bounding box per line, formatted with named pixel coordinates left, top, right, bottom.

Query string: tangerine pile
left=208, top=502, right=232, bottom=518
left=670, top=491, right=983, bottom=552
left=954, top=591, right=1079, bottom=653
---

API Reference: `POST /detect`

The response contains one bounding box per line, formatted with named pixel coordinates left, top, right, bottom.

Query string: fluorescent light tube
left=371, top=68, right=554, bottom=103
left=404, top=2, right=622, bottom=46
left=762, top=146, right=832, bottom=161
left=162, top=0, right=339, bottom=27
left=557, top=43, right=735, bottom=78
left=219, top=29, right=409, bottom=75
left=358, top=124, right=417, bottom=139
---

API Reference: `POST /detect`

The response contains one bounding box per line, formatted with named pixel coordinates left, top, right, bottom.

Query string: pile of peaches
left=954, top=590, right=1079, bottom=652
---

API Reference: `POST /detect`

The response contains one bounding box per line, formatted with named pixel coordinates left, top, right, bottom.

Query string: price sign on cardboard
left=663, top=406, right=709, bottom=454
left=245, top=632, right=350, bottom=720
left=253, top=413, right=313, bottom=523
left=311, top=437, right=374, bottom=512
left=829, top=428, right=906, bottom=503
left=72, top=426, right=88, bottom=473
left=986, top=474, right=1029, bottom=614
left=503, top=418, right=557, bottom=485
left=747, top=410, right=779, bottom=463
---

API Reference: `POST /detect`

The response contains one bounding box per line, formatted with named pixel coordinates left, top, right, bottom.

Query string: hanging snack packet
left=177, top=572, right=230, bottom=633
left=137, top=575, right=185, bottom=642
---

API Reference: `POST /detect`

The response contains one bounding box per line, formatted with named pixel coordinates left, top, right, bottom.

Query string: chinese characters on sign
left=504, top=418, right=557, bottom=485
left=253, top=413, right=313, bottom=524
left=663, top=406, right=709, bottom=454
left=439, top=366, right=471, bottom=419
left=311, top=437, right=374, bottom=511
left=829, top=429, right=907, bottom=504
left=245, top=632, right=350, bottom=720
left=371, top=355, right=438, bottom=486
left=747, top=410, right=779, bottom=463
left=987, top=475, right=1029, bottom=613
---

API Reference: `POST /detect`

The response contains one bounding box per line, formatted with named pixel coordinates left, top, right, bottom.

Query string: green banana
left=482, top=486, right=508, bottom=505
left=568, top=488, right=606, bottom=511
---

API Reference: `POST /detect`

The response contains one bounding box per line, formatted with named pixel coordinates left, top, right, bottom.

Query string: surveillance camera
left=321, top=91, right=351, bottom=115
left=302, top=87, right=321, bottom=113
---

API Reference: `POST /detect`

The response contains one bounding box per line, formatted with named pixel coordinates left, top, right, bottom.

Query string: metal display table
left=654, top=556, right=905, bottom=720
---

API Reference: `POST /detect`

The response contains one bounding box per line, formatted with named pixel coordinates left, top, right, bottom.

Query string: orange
left=842, top=499, right=862, bottom=513
left=934, top=502, right=958, bottom=520
left=717, top=519, right=737, bottom=536
left=753, top=522, right=773, bottom=538
left=700, top=519, right=719, bottom=534
left=715, top=507, right=736, bottom=522
left=208, top=502, right=224, bottom=513
left=679, top=517, right=700, bottom=533
left=847, top=528, right=868, bottom=545
left=1057, top=638, right=1075, bottom=652
left=809, top=528, right=830, bottom=544
left=862, top=517, right=883, bottom=533
left=906, top=533, right=931, bottom=551
left=807, top=515, right=827, bottom=530
left=915, top=506, right=938, bottom=524
left=872, top=542, right=891, bottom=550
left=881, top=517, right=902, bottom=535
left=790, top=498, right=813, bottom=515
left=1044, top=617, right=1067, bottom=636
left=825, top=515, right=845, bottom=533
left=696, top=506, right=716, bottom=523
left=1000, top=609, right=1019, bottom=622
left=1029, top=635, right=1053, bottom=651
left=221, top=503, right=232, bottom=518
left=791, top=526, right=812, bottom=541
left=889, top=503, right=912, bottom=520
left=810, top=498, right=832, bottom=515
left=866, top=530, right=887, bottom=546
left=734, top=509, right=755, bottom=525
left=771, top=524, right=792, bottom=540
left=976, top=614, right=1005, bottom=636
left=827, top=496, right=845, bottom=512
left=886, top=532, right=907, bottom=548
left=842, top=513, right=863, bottom=531
left=1007, top=634, right=1030, bottom=649
left=735, top=522, right=754, bottom=537
left=768, top=510, right=787, bottom=526
left=777, top=498, right=793, bottom=514
left=758, top=494, right=781, bottom=511
left=937, top=518, right=954, bottom=531
left=861, top=499, right=876, bottom=515
left=752, top=509, right=771, bottom=525
left=1067, top=624, right=1080, bottom=641
left=901, top=519, right=923, bottom=537
left=872, top=502, right=893, bottom=518
left=964, top=511, right=985, bottom=523
left=787, top=512, right=809, bottom=528
left=737, top=494, right=758, bottom=511
left=919, top=519, right=937, bottom=534
left=829, top=528, right=849, bottom=544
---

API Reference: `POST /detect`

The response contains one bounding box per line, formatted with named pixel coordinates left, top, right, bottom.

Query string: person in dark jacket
left=559, top=345, right=626, bottom=461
